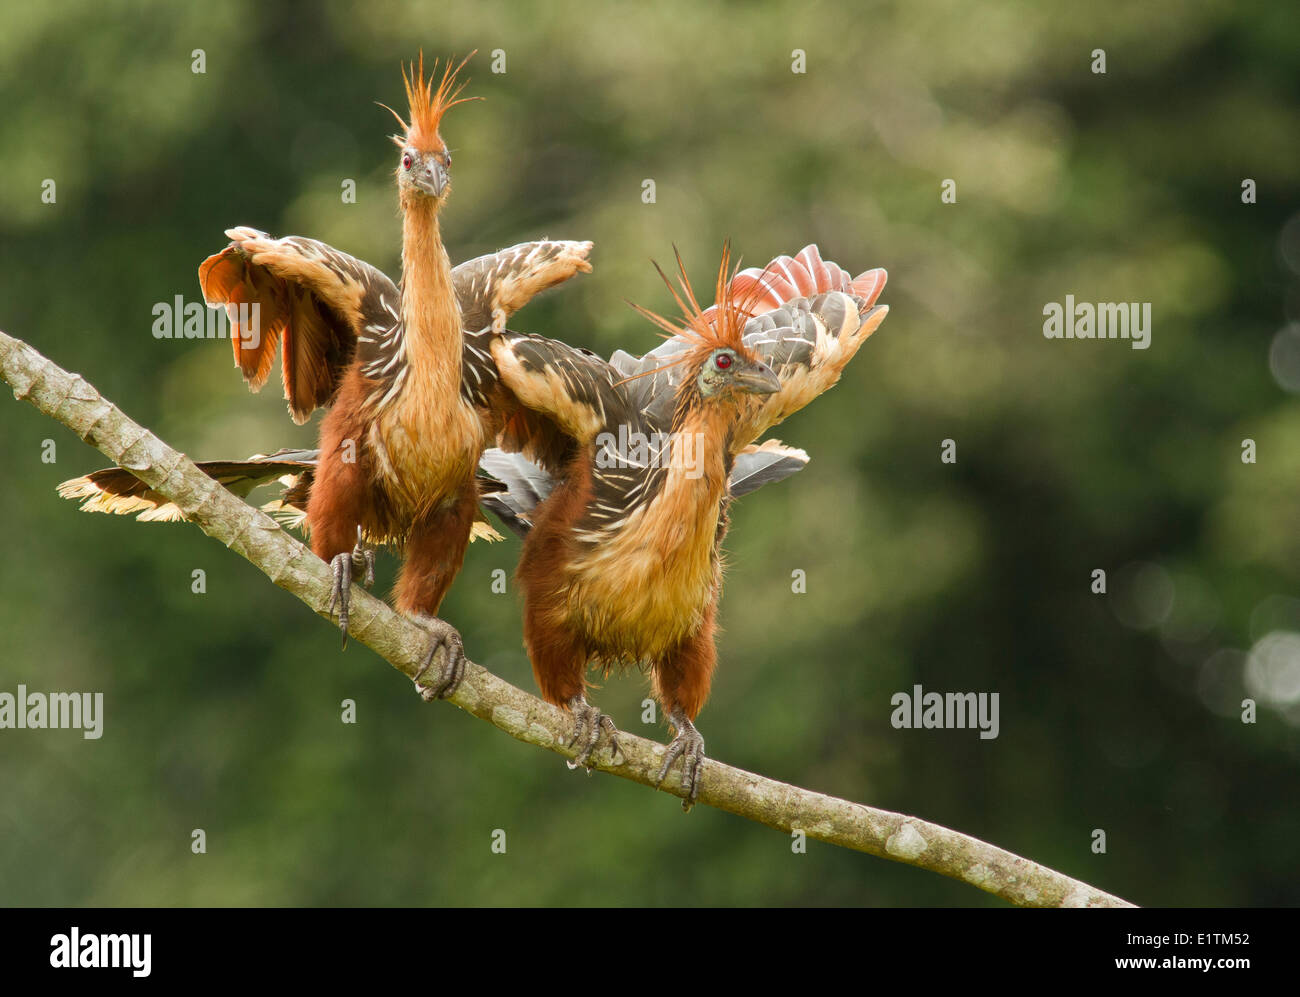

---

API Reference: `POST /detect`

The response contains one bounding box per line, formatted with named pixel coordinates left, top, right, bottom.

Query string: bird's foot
left=327, top=527, right=376, bottom=647
left=409, top=614, right=466, bottom=701
left=655, top=707, right=706, bottom=811
left=565, top=695, right=621, bottom=770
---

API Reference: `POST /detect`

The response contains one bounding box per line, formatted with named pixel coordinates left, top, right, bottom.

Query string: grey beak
left=418, top=161, right=448, bottom=197
left=733, top=362, right=781, bottom=396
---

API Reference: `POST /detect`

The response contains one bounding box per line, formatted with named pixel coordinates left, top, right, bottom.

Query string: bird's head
left=381, top=52, right=479, bottom=203
left=631, top=243, right=782, bottom=410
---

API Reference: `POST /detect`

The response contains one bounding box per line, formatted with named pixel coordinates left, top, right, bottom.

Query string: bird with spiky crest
left=484, top=243, right=889, bottom=804
left=189, top=53, right=593, bottom=696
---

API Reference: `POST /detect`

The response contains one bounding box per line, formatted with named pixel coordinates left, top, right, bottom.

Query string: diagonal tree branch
left=0, top=328, right=1136, bottom=908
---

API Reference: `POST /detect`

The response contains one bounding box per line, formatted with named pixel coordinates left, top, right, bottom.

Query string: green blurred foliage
left=1, top=0, right=1298, bottom=906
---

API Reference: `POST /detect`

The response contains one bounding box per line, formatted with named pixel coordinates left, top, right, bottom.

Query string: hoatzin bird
left=483, top=243, right=888, bottom=803
left=192, top=54, right=592, bottom=697
left=61, top=235, right=592, bottom=659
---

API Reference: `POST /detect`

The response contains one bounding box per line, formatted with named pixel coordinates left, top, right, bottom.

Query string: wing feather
left=611, top=245, right=889, bottom=453
left=489, top=332, right=623, bottom=454
left=733, top=293, right=888, bottom=449
left=454, top=240, right=592, bottom=332
left=198, top=228, right=399, bottom=424
left=729, top=440, right=810, bottom=497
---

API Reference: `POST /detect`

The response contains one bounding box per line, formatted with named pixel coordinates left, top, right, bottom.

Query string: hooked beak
left=732, top=361, right=781, bottom=396
left=415, top=160, right=448, bottom=197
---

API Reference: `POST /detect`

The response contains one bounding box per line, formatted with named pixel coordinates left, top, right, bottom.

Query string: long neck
left=399, top=194, right=463, bottom=399
left=665, top=397, right=734, bottom=502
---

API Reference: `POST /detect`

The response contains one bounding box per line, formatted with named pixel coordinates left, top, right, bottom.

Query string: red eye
left=715, top=352, right=733, bottom=369
left=402, top=154, right=413, bottom=170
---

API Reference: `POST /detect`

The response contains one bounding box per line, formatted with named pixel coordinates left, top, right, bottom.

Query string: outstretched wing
left=200, top=230, right=593, bottom=424
left=488, top=330, right=628, bottom=473
left=611, top=245, right=888, bottom=451
left=732, top=290, right=887, bottom=448
left=455, top=240, right=593, bottom=333
left=458, top=240, right=594, bottom=411
left=199, top=228, right=400, bottom=424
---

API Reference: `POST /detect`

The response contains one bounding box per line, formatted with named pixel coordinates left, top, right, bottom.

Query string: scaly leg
left=398, top=489, right=477, bottom=702
left=652, top=626, right=716, bottom=810
left=309, top=401, right=373, bottom=646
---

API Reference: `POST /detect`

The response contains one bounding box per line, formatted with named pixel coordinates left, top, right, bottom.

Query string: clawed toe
left=327, top=552, right=356, bottom=646
left=326, top=528, right=376, bottom=648
left=566, top=695, right=621, bottom=770
left=409, top=614, right=465, bottom=701
left=655, top=707, right=706, bottom=811
left=352, top=527, right=375, bottom=589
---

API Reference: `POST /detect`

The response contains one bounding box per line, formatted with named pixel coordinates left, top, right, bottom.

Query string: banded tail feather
left=57, top=450, right=320, bottom=524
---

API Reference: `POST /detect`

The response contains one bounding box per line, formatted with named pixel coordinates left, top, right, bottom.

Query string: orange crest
left=380, top=51, right=480, bottom=151
left=625, top=242, right=769, bottom=382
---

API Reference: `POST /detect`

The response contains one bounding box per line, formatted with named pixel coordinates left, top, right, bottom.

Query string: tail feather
left=57, top=471, right=191, bottom=522
left=58, top=452, right=317, bottom=523
left=59, top=449, right=508, bottom=546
